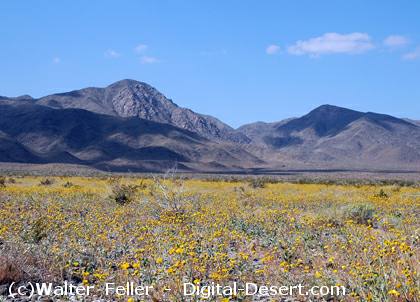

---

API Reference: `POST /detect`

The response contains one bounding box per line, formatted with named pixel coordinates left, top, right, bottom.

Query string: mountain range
left=1, top=79, right=419, bottom=172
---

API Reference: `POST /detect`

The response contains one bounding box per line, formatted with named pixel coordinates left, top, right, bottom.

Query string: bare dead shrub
left=151, top=175, right=187, bottom=213
left=146, top=169, right=194, bottom=219
left=0, top=244, right=58, bottom=285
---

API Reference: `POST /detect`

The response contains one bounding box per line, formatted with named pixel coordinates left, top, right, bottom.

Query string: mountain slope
left=404, top=118, right=420, bottom=127
left=237, top=118, right=295, bottom=145
left=244, top=105, right=420, bottom=169
left=0, top=132, right=43, bottom=163
left=0, top=103, right=261, bottom=172
left=36, top=79, right=250, bottom=143
left=1, top=81, right=419, bottom=171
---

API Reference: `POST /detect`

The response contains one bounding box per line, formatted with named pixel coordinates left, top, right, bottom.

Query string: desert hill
left=1, top=81, right=419, bottom=172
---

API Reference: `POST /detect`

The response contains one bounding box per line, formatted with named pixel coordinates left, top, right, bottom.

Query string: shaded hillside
left=241, top=105, right=420, bottom=169
left=0, top=103, right=261, bottom=172
left=404, top=118, right=420, bottom=127
left=1, top=81, right=419, bottom=171
left=236, top=118, right=295, bottom=145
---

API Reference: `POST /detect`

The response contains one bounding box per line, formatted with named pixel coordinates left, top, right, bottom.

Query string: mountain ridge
left=36, top=79, right=250, bottom=143
left=237, top=104, right=420, bottom=169
left=0, top=103, right=262, bottom=172
left=1, top=80, right=419, bottom=172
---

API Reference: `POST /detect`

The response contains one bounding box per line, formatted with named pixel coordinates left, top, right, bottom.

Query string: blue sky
left=1, top=0, right=420, bottom=127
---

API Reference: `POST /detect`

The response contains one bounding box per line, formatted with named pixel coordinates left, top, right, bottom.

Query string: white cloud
left=134, top=44, right=159, bottom=64
left=52, top=57, right=61, bottom=64
left=288, top=32, right=374, bottom=57
left=384, top=35, right=409, bottom=47
left=140, top=56, right=160, bottom=64
left=403, top=47, right=420, bottom=60
left=104, top=49, right=121, bottom=58
left=266, top=44, right=280, bottom=55
left=135, top=44, right=148, bottom=53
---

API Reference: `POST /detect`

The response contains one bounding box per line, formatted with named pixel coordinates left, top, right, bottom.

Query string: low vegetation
left=0, top=176, right=7, bottom=187
left=0, top=176, right=418, bottom=301
left=249, top=177, right=270, bottom=189
left=39, top=178, right=54, bottom=186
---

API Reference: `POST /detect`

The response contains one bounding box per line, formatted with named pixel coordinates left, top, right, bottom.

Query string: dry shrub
left=146, top=170, right=194, bottom=219
left=0, top=245, right=58, bottom=285
left=0, top=177, right=5, bottom=188
left=375, top=188, right=389, bottom=199
left=249, top=177, right=269, bottom=189
left=63, top=181, right=74, bottom=188
left=150, top=174, right=189, bottom=213
left=313, top=202, right=377, bottom=227
left=109, top=182, right=145, bottom=205
left=343, top=202, right=376, bottom=225
left=39, top=178, right=54, bottom=186
left=0, top=256, right=24, bottom=285
left=23, top=217, right=48, bottom=244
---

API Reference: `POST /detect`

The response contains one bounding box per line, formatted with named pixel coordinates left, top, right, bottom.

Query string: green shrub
left=22, top=217, right=48, bottom=244
left=110, top=184, right=139, bottom=205
left=249, top=177, right=269, bottom=189
left=343, top=203, right=376, bottom=225
left=375, top=189, right=389, bottom=199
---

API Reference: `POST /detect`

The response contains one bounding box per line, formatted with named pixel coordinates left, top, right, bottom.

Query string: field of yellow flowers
left=0, top=175, right=418, bottom=301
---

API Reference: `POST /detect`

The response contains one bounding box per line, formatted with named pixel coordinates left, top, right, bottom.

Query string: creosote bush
left=110, top=183, right=140, bottom=205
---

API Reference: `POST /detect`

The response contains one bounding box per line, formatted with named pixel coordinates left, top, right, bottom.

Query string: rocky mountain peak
left=35, top=80, right=250, bottom=143
left=104, top=79, right=177, bottom=120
